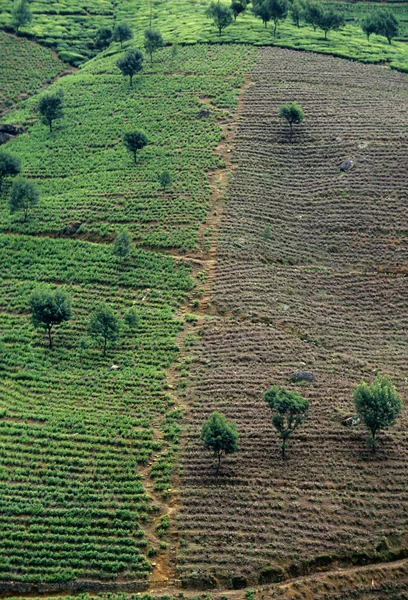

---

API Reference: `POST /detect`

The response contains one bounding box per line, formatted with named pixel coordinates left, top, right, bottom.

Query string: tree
left=11, top=0, right=31, bottom=34
left=264, top=386, right=309, bottom=458
left=29, top=287, right=72, bottom=349
left=114, top=228, right=132, bottom=259
left=269, top=0, right=289, bottom=35
left=116, top=49, right=144, bottom=88
left=231, top=0, right=247, bottom=20
left=144, top=28, right=164, bottom=65
left=315, top=7, right=344, bottom=39
left=88, top=304, right=120, bottom=356
left=376, top=9, right=399, bottom=44
left=253, top=0, right=272, bottom=27
left=124, top=307, right=140, bottom=330
left=113, top=22, right=133, bottom=48
left=206, top=2, right=234, bottom=35
left=9, top=177, right=39, bottom=222
left=159, top=170, right=172, bottom=191
left=38, top=90, right=64, bottom=133
left=201, top=411, right=239, bottom=474
left=123, top=131, right=148, bottom=163
left=279, top=101, right=304, bottom=135
left=94, top=26, right=112, bottom=50
left=0, top=150, right=21, bottom=194
left=290, top=0, right=303, bottom=27
left=354, top=374, right=402, bottom=452
left=304, top=1, right=322, bottom=31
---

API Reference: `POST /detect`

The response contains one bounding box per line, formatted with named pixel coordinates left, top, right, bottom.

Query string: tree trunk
left=129, top=75, right=133, bottom=88
left=274, top=22, right=277, bottom=36
left=103, top=336, right=107, bottom=356
left=49, top=120, right=52, bottom=133
left=324, top=30, right=327, bottom=39
left=133, top=151, right=137, bottom=164
left=215, top=451, right=221, bottom=475
left=47, top=326, right=53, bottom=349
left=281, top=441, right=286, bottom=459
left=24, top=207, right=28, bottom=222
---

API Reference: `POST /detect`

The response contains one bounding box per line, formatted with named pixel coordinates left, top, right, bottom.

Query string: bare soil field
left=177, top=48, right=408, bottom=589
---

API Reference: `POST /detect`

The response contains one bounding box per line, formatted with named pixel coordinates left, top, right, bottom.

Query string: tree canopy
left=38, top=90, right=64, bottom=132
left=0, top=150, right=21, bottom=194
left=113, top=22, right=133, bottom=47
left=94, top=27, right=113, bottom=49
left=231, top=0, right=247, bottom=21
left=354, top=374, right=402, bottom=451
left=10, top=0, right=31, bottom=33
left=9, top=178, right=39, bottom=222
left=29, top=287, right=72, bottom=349
left=88, top=304, right=120, bottom=356
left=116, top=49, right=144, bottom=87
left=264, top=385, right=309, bottom=457
left=159, top=170, right=172, bottom=191
left=279, top=101, right=304, bottom=134
left=144, top=28, right=164, bottom=64
left=114, top=228, right=132, bottom=259
left=201, top=411, right=239, bottom=474
left=206, top=2, right=234, bottom=35
left=123, top=130, right=148, bottom=163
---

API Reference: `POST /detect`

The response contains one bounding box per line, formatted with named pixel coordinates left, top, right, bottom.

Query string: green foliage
left=159, top=170, right=172, bottom=191
left=206, top=2, right=233, bottom=35
left=123, top=130, right=148, bottom=163
left=279, top=101, right=304, bottom=133
left=116, top=48, right=144, bottom=87
left=354, top=374, right=402, bottom=450
left=201, top=411, right=239, bottom=474
left=231, top=0, right=247, bottom=21
left=303, top=1, right=322, bottom=31
left=88, top=303, right=120, bottom=355
left=375, top=9, right=399, bottom=44
left=38, top=89, right=64, bottom=132
left=9, top=177, right=39, bottom=222
left=290, top=0, right=303, bottom=28
left=29, top=286, right=72, bottom=349
left=114, top=228, right=132, bottom=259
left=269, top=0, right=289, bottom=35
left=264, top=385, right=309, bottom=457
left=124, top=307, right=140, bottom=330
left=315, top=6, right=345, bottom=39
left=144, top=28, right=164, bottom=64
left=94, top=26, right=113, bottom=49
left=0, top=150, right=21, bottom=193
left=252, top=0, right=272, bottom=28
left=10, top=0, right=32, bottom=34
left=113, top=22, right=133, bottom=47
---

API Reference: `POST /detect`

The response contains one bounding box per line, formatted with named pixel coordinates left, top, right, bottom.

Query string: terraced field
left=178, top=48, right=408, bottom=587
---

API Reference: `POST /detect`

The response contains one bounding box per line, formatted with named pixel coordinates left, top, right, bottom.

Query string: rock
left=339, top=159, right=354, bottom=172
left=60, top=221, right=82, bottom=236
left=198, top=108, right=212, bottom=119
left=0, top=124, right=21, bottom=136
left=110, top=364, right=120, bottom=370
left=290, top=371, right=316, bottom=383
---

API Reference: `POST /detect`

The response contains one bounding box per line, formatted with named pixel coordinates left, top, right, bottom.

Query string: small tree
left=11, top=0, right=31, bottom=34
left=88, top=304, right=120, bottom=356
left=376, top=9, right=399, bottom=44
left=0, top=150, right=21, bottom=194
left=94, top=26, right=113, bottom=49
left=123, top=131, right=148, bottom=163
left=206, top=2, right=234, bottom=35
left=354, top=375, right=402, bottom=452
left=279, top=101, right=304, bottom=135
left=269, top=0, right=289, bottom=35
left=231, top=0, right=247, bottom=20
left=264, top=386, right=309, bottom=458
left=124, top=307, right=140, bottom=330
left=116, top=49, right=144, bottom=88
left=114, top=228, right=132, bottom=259
left=253, top=0, right=272, bottom=27
left=304, top=1, right=322, bottom=31
left=290, top=0, right=303, bottom=27
left=201, top=411, right=239, bottom=475
left=9, top=177, right=39, bottom=222
left=144, top=28, right=164, bottom=65
left=29, top=287, right=72, bottom=349
left=38, top=90, right=64, bottom=133
left=113, top=22, right=133, bottom=48
left=159, top=170, right=172, bottom=191
left=315, top=7, right=344, bottom=39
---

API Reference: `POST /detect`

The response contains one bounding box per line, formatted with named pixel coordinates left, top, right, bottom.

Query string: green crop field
left=0, top=31, right=65, bottom=112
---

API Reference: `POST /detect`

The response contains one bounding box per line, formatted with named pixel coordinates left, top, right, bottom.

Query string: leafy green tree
left=11, top=0, right=31, bottom=34
left=159, top=170, right=172, bottom=191
left=269, top=0, right=289, bottom=35
left=124, top=307, right=140, bottom=330
left=94, top=26, right=113, bottom=49
left=38, top=90, right=64, bottom=133
left=279, top=101, right=304, bottom=135
left=206, top=2, right=234, bottom=35
left=123, top=130, right=148, bottom=163
left=114, top=228, right=132, bottom=259
left=29, top=287, right=72, bottom=349
left=201, top=411, right=239, bottom=474
left=315, top=7, right=344, bottom=39
left=113, top=22, right=133, bottom=48
left=354, top=374, right=402, bottom=451
left=290, top=0, right=303, bottom=27
left=252, top=0, right=272, bottom=27
left=88, top=304, right=120, bottom=356
left=264, top=386, right=309, bottom=458
left=376, top=9, right=399, bottom=44
left=0, top=150, right=21, bottom=194
left=231, top=0, right=247, bottom=20
left=9, top=177, right=39, bottom=222
left=116, top=49, right=144, bottom=88
left=144, top=28, right=164, bottom=65
left=304, top=1, right=322, bottom=31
